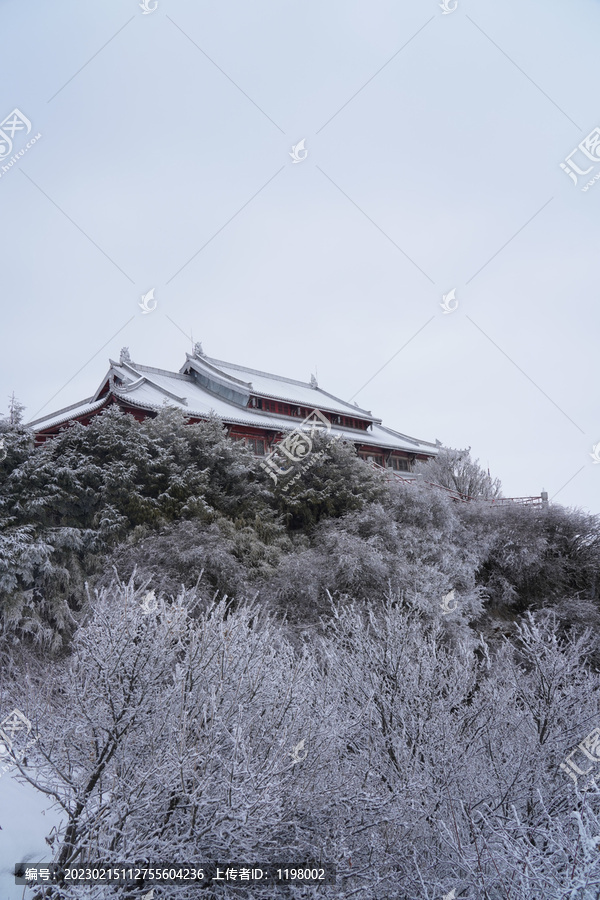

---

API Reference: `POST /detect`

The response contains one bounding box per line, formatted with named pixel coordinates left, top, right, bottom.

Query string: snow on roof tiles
left=26, top=397, right=108, bottom=431
left=203, top=356, right=376, bottom=419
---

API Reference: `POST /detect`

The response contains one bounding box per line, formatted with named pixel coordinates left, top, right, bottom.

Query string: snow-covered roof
left=195, top=355, right=378, bottom=420
left=26, top=397, right=108, bottom=431
left=25, top=352, right=439, bottom=456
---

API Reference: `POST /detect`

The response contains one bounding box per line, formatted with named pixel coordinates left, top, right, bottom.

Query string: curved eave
left=181, top=355, right=253, bottom=391
left=373, top=423, right=439, bottom=455
left=26, top=397, right=110, bottom=432
left=113, top=380, right=188, bottom=406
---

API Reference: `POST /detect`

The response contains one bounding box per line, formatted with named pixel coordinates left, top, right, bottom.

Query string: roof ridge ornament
left=120, top=347, right=131, bottom=365
left=310, top=374, right=318, bottom=388
left=193, top=342, right=206, bottom=359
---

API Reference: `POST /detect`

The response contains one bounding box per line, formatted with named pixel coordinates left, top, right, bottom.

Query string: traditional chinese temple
left=26, top=344, right=439, bottom=471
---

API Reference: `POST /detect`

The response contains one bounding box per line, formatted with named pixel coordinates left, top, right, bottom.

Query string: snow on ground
left=0, top=768, right=63, bottom=900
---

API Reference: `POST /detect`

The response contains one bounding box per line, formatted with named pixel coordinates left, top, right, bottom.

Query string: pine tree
left=7, top=392, right=25, bottom=426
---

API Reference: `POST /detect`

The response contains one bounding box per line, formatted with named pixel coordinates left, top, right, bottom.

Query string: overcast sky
left=1, top=0, right=599, bottom=513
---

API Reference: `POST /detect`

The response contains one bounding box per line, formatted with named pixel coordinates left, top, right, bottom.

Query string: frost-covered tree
left=459, top=501, right=600, bottom=642
left=0, top=393, right=34, bottom=471
left=318, top=599, right=600, bottom=899
left=414, top=445, right=502, bottom=500
left=269, top=433, right=386, bottom=532
left=5, top=391, right=26, bottom=426
left=12, top=579, right=347, bottom=900
left=261, top=480, right=488, bottom=627
left=93, top=512, right=291, bottom=605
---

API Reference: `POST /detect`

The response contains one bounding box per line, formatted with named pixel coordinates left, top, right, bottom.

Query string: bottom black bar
left=15, top=862, right=336, bottom=886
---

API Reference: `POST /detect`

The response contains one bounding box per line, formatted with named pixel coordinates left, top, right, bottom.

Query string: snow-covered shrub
left=317, top=599, right=600, bottom=899
left=270, top=434, right=386, bottom=532
left=459, top=501, right=600, bottom=625
left=94, top=513, right=290, bottom=602
left=6, top=584, right=600, bottom=899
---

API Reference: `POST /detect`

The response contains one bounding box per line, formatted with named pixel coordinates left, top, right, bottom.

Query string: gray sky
left=1, top=0, right=599, bottom=513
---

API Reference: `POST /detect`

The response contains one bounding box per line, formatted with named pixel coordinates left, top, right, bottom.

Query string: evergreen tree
left=269, top=433, right=386, bottom=532
left=7, top=391, right=26, bottom=426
